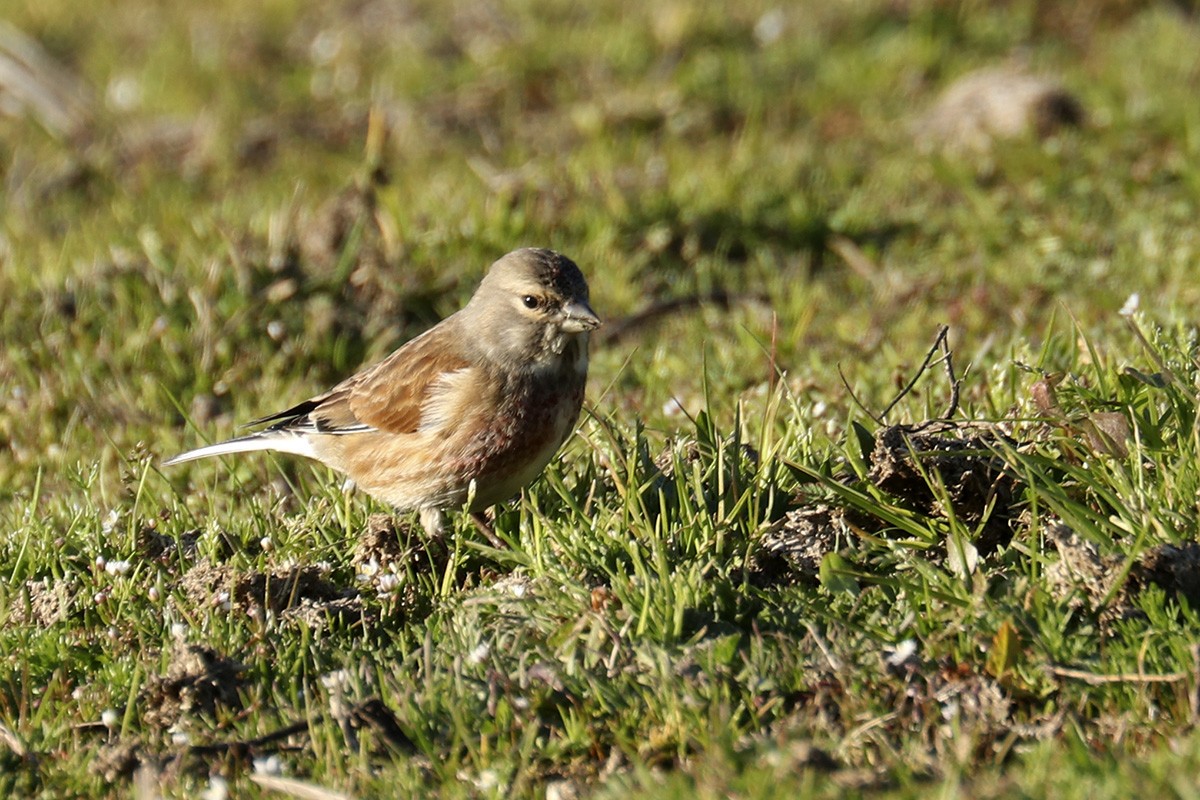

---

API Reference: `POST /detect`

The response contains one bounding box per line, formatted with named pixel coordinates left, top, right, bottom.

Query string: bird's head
left=465, top=248, right=600, bottom=372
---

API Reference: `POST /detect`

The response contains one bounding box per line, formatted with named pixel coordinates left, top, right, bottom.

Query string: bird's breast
left=449, top=359, right=587, bottom=508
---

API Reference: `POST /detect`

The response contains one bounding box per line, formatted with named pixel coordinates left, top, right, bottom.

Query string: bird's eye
left=522, top=295, right=541, bottom=309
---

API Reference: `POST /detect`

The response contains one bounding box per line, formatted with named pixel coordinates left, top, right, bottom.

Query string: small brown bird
left=165, top=248, right=600, bottom=538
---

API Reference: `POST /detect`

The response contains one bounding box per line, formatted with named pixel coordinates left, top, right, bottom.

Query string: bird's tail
left=162, top=432, right=315, bottom=466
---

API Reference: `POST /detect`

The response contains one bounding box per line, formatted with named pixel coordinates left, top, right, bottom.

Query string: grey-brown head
left=462, top=248, right=600, bottom=371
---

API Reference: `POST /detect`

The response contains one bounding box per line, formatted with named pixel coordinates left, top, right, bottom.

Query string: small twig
left=938, top=335, right=961, bottom=420
left=909, top=329, right=963, bottom=433
left=879, top=325, right=952, bottom=424
left=838, top=363, right=884, bottom=426
left=250, top=774, right=353, bottom=800
left=169, top=695, right=409, bottom=772
left=470, top=512, right=507, bottom=549
left=1047, top=665, right=1188, bottom=685
left=805, top=624, right=844, bottom=673
left=183, top=719, right=311, bottom=758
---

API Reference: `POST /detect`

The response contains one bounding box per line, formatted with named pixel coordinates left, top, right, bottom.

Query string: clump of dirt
left=754, top=505, right=846, bottom=584
left=881, top=649, right=1034, bottom=766
left=141, top=643, right=248, bottom=731
left=8, top=578, right=80, bottom=627
left=757, top=424, right=1022, bottom=585
left=177, top=559, right=371, bottom=631
left=1046, top=524, right=1200, bottom=626
left=1130, top=542, right=1200, bottom=609
left=236, top=566, right=347, bottom=612
left=116, top=116, right=216, bottom=176
left=867, top=425, right=1020, bottom=556
left=914, top=65, right=1084, bottom=154
left=284, top=595, right=372, bottom=631
left=92, top=738, right=145, bottom=782
left=1043, top=524, right=1120, bottom=613
left=351, top=514, right=451, bottom=594
left=353, top=514, right=416, bottom=574
left=347, top=697, right=417, bottom=753
left=181, top=560, right=342, bottom=611
left=137, top=527, right=200, bottom=564
left=925, top=667, right=1014, bottom=757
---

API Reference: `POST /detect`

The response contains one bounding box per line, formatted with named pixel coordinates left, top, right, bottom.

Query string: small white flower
left=885, top=639, right=918, bottom=667
left=754, top=8, right=786, bottom=46
left=467, top=642, right=491, bottom=666
left=95, top=556, right=107, bottom=570
left=171, top=623, right=188, bottom=640
left=260, top=537, right=274, bottom=552
left=101, top=709, right=119, bottom=729
left=202, top=775, right=229, bottom=800
left=310, top=30, right=342, bottom=64
left=357, top=557, right=381, bottom=580
left=105, top=560, right=132, bottom=576
left=253, top=754, right=284, bottom=776
left=1119, top=293, right=1140, bottom=317
left=101, top=509, right=121, bottom=534
left=320, top=670, right=350, bottom=690
left=106, top=74, right=143, bottom=111
left=464, top=769, right=501, bottom=791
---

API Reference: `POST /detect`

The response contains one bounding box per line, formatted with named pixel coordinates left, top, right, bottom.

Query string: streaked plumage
left=165, top=248, right=600, bottom=537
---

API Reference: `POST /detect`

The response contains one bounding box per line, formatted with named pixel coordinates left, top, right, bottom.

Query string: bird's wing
left=250, top=321, right=472, bottom=436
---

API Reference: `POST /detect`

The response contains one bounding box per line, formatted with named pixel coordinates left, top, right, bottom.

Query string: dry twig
left=1047, top=665, right=1188, bottom=685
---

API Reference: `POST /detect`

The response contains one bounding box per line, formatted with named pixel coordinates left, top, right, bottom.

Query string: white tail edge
left=162, top=432, right=316, bottom=466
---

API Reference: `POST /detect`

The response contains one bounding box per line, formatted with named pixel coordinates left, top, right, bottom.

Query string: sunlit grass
left=3, top=0, right=1200, bottom=797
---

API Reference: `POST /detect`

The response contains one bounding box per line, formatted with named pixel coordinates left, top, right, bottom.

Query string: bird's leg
left=419, top=507, right=446, bottom=539
left=470, top=512, right=507, bottom=549
left=402, top=508, right=448, bottom=567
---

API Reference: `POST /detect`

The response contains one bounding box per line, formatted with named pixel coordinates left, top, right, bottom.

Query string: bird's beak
left=560, top=300, right=602, bottom=333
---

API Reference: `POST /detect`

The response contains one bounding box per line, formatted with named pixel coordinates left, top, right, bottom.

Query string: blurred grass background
left=2, top=0, right=1200, bottom=797
left=3, top=0, right=1197, bottom=499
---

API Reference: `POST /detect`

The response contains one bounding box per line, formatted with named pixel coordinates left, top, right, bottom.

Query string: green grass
left=4, top=0, right=1200, bottom=796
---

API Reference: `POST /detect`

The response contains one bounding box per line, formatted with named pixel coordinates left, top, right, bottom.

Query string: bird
left=164, top=247, right=600, bottom=541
